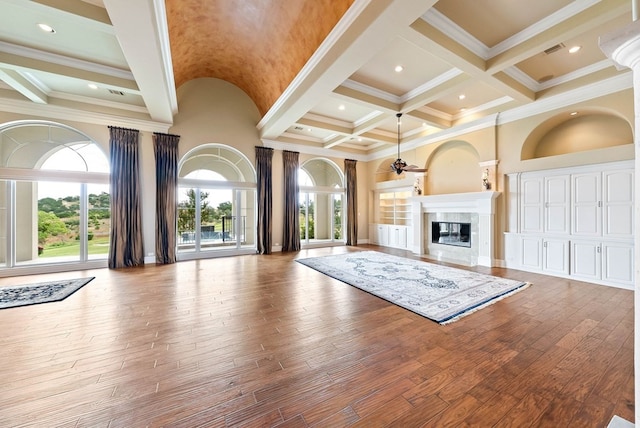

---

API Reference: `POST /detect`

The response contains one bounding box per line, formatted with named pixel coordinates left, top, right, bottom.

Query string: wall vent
left=108, top=89, right=125, bottom=96
left=294, top=126, right=303, bottom=130
left=544, top=43, right=565, bottom=55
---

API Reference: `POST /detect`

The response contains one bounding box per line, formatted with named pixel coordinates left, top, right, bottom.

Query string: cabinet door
left=603, top=169, right=634, bottom=238
left=390, top=226, right=407, bottom=249
left=571, top=241, right=601, bottom=281
left=571, top=172, right=601, bottom=236
left=521, top=176, right=543, bottom=234
left=543, top=239, right=569, bottom=275
left=521, top=236, right=542, bottom=270
left=602, top=242, right=634, bottom=286
left=377, top=225, right=388, bottom=246
left=545, top=175, right=570, bottom=234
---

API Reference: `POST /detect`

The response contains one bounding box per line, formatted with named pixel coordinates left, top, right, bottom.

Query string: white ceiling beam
left=0, top=50, right=138, bottom=91
left=486, top=0, right=629, bottom=74
left=258, top=0, right=439, bottom=140
left=403, top=23, right=535, bottom=102
left=0, top=68, right=48, bottom=104
left=102, top=0, right=177, bottom=124
left=31, top=0, right=112, bottom=27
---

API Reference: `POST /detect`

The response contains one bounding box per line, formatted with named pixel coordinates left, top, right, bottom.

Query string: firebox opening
left=431, top=221, right=471, bottom=248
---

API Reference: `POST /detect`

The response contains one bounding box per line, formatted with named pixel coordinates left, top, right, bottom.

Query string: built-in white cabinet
left=571, top=172, right=601, bottom=236
left=520, top=174, right=570, bottom=235
left=505, top=161, right=633, bottom=289
left=389, top=225, right=408, bottom=249
left=520, top=176, right=544, bottom=234
left=602, top=169, right=634, bottom=239
left=519, top=236, right=569, bottom=275
left=545, top=175, right=571, bottom=235
left=371, top=180, right=414, bottom=250
left=370, top=223, right=409, bottom=250
left=571, top=240, right=634, bottom=287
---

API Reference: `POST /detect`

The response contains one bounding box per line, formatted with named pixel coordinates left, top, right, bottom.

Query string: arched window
left=0, top=121, right=109, bottom=274
left=177, top=144, right=256, bottom=258
left=299, top=158, right=345, bottom=246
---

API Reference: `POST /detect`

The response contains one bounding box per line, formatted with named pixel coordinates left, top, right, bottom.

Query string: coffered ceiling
left=0, top=0, right=633, bottom=161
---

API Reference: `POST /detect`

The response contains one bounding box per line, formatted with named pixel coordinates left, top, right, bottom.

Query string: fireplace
left=432, top=221, right=471, bottom=247
left=410, top=192, right=499, bottom=267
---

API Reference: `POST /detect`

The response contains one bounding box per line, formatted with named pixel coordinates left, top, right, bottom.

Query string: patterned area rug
left=296, top=251, right=530, bottom=324
left=0, top=277, right=94, bottom=310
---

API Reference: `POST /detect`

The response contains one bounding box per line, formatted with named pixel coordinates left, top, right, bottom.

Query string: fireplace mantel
left=410, top=192, right=500, bottom=266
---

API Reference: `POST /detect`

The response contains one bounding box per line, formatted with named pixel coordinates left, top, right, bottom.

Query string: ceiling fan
left=391, top=113, right=428, bottom=175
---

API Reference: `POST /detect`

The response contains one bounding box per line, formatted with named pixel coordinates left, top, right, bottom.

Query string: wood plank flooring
left=0, top=245, right=633, bottom=427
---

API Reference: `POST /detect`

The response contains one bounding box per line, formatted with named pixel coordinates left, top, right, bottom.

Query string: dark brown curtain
left=108, top=126, right=144, bottom=268
left=154, top=132, right=180, bottom=264
left=282, top=150, right=300, bottom=252
left=256, top=146, right=273, bottom=254
left=345, top=159, right=358, bottom=246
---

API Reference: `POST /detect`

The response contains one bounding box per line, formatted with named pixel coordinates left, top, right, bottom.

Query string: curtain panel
left=108, top=126, right=144, bottom=268
left=154, top=132, right=180, bottom=264
left=255, top=146, right=273, bottom=254
left=282, top=150, right=300, bottom=252
left=345, top=159, right=358, bottom=246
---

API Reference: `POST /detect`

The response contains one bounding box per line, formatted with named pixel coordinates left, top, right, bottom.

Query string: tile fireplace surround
left=410, top=192, right=500, bottom=267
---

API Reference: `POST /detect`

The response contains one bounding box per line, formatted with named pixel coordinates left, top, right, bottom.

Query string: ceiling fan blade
left=402, top=165, right=427, bottom=172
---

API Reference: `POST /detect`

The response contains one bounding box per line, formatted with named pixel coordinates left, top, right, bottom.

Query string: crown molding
left=0, top=41, right=133, bottom=81
left=489, top=0, right=600, bottom=57
left=261, top=138, right=369, bottom=162
left=342, top=79, right=400, bottom=104
left=499, top=71, right=632, bottom=125
left=422, top=9, right=488, bottom=59
left=0, top=97, right=171, bottom=132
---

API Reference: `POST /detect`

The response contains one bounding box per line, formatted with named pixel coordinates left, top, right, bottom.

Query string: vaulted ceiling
left=0, top=0, right=633, bottom=161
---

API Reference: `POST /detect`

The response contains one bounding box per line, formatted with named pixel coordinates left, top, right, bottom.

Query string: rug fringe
left=439, top=282, right=532, bottom=325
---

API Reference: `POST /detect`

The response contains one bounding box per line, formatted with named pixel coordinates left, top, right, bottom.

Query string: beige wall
left=169, top=78, right=370, bottom=249
left=0, top=82, right=634, bottom=263
left=364, top=88, right=635, bottom=262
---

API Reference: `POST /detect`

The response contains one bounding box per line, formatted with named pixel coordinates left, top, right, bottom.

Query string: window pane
left=0, top=181, right=6, bottom=267
left=314, top=193, right=332, bottom=240
left=333, top=194, right=343, bottom=240
left=238, top=189, right=255, bottom=249
left=88, top=184, right=110, bottom=259
left=177, top=187, right=197, bottom=253
left=300, top=193, right=315, bottom=240
left=201, top=187, right=232, bottom=251
left=16, top=181, right=81, bottom=265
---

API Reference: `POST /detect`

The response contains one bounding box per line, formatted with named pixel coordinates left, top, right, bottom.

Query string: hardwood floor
left=0, top=245, right=633, bottom=427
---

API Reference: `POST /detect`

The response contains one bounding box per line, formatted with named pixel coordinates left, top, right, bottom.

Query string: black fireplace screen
left=431, top=221, right=471, bottom=248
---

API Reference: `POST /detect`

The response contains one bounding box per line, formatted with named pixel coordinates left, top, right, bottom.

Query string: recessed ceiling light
left=570, top=111, right=578, bottom=116
left=568, top=45, right=581, bottom=54
left=460, top=108, right=467, bottom=112
left=394, top=65, right=404, bottom=73
left=88, top=83, right=98, bottom=90
left=307, top=128, right=311, bottom=132
left=338, top=104, right=345, bottom=111
left=458, top=94, right=466, bottom=100
left=37, top=23, right=55, bottom=33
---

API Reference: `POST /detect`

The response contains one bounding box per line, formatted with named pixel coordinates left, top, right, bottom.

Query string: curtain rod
left=108, top=125, right=139, bottom=132
left=153, top=132, right=180, bottom=138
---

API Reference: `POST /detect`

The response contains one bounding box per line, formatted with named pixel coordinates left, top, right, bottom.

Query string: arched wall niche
left=521, top=109, right=633, bottom=160
left=425, top=140, right=480, bottom=195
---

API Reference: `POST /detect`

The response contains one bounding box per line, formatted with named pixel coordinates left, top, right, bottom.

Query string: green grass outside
left=40, top=236, right=110, bottom=257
